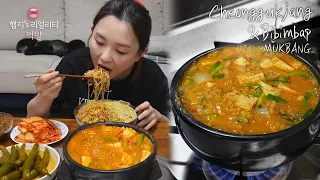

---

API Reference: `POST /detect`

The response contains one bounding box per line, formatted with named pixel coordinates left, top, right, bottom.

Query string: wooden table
left=1, top=118, right=170, bottom=158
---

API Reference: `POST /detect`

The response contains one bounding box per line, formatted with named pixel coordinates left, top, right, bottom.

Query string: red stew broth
left=178, top=46, right=320, bottom=135
left=67, top=125, right=153, bottom=170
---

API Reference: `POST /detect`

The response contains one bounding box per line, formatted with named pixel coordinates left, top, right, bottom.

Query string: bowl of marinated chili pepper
left=0, top=143, right=60, bottom=180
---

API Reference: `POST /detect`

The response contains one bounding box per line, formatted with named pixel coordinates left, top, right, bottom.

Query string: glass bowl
left=0, top=112, right=13, bottom=141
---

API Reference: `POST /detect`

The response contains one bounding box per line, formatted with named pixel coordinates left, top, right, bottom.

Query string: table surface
left=1, top=118, right=171, bottom=158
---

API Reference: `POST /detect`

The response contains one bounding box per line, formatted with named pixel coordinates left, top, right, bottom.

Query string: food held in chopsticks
left=84, top=66, right=110, bottom=100
left=15, top=117, right=62, bottom=144
left=75, top=67, right=137, bottom=124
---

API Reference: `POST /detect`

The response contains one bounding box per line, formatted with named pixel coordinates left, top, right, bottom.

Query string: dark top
left=51, top=47, right=171, bottom=118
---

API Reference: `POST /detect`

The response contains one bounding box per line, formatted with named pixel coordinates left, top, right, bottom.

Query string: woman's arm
left=27, top=94, right=54, bottom=118
left=27, top=69, right=64, bottom=117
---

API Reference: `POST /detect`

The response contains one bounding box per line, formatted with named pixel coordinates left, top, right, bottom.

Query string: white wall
left=165, top=0, right=320, bottom=84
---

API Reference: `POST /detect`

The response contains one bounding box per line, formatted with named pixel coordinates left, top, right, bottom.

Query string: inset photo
left=167, top=0, right=320, bottom=179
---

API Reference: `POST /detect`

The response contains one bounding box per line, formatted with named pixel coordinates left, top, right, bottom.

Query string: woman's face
left=90, top=15, right=142, bottom=80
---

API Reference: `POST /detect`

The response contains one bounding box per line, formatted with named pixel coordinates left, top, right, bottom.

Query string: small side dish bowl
left=0, top=112, right=13, bottom=141
left=0, top=143, right=60, bottom=180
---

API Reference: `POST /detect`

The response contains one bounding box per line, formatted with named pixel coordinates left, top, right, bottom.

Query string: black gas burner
left=182, top=144, right=320, bottom=180
left=184, top=154, right=291, bottom=180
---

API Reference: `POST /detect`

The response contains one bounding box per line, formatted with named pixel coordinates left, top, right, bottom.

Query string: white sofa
left=0, top=0, right=172, bottom=108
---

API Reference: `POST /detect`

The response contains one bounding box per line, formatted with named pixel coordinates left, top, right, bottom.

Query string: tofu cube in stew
left=260, top=58, right=273, bottom=69
left=234, top=57, right=248, bottom=66
left=271, top=57, right=294, bottom=72
left=259, top=81, right=282, bottom=96
left=237, top=71, right=265, bottom=84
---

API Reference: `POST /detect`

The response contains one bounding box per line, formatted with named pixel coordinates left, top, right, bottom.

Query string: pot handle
left=315, top=135, right=320, bottom=145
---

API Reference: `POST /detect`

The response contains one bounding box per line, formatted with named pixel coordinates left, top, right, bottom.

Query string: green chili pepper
left=0, top=163, right=15, bottom=177
left=14, top=145, right=27, bottom=167
left=213, top=74, right=225, bottom=79
left=0, top=146, right=10, bottom=165
left=42, top=148, right=50, bottom=167
left=266, top=94, right=287, bottom=103
left=34, top=154, right=50, bottom=176
left=29, top=169, right=39, bottom=179
left=22, top=143, right=39, bottom=180
left=302, top=108, right=313, bottom=119
left=7, top=146, right=18, bottom=164
left=210, top=61, right=223, bottom=75
left=0, top=170, right=21, bottom=180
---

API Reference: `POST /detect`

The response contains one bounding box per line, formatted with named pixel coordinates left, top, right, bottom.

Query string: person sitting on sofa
left=27, top=0, right=171, bottom=130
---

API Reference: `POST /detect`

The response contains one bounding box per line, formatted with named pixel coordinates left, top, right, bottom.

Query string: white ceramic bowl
left=0, top=143, right=60, bottom=180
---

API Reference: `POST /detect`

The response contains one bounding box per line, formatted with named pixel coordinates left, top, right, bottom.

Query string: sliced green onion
left=213, top=74, right=225, bottom=79
left=101, top=136, right=118, bottom=142
left=257, top=94, right=264, bottom=108
left=295, top=112, right=301, bottom=122
left=252, top=61, right=260, bottom=68
left=288, top=70, right=306, bottom=76
left=254, top=87, right=262, bottom=97
left=245, top=83, right=260, bottom=87
left=278, top=76, right=290, bottom=83
left=286, top=123, right=295, bottom=128
left=137, top=134, right=145, bottom=146
left=210, top=61, right=223, bottom=75
left=302, top=91, right=312, bottom=107
left=266, top=94, right=287, bottom=103
left=301, top=74, right=309, bottom=79
left=235, top=118, right=249, bottom=124
left=302, top=108, right=313, bottom=119
left=266, top=76, right=289, bottom=83
left=185, top=79, right=194, bottom=86
left=280, top=114, right=294, bottom=123
left=308, top=71, right=314, bottom=78
left=208, top=114, right=218, bottom=122
left=223, top=57, right=238, bottom=61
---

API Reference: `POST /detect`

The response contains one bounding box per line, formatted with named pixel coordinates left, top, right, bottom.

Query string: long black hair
left=91, top=0, right=152, bottom=98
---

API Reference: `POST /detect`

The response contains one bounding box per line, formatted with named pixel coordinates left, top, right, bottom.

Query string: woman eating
left=27, top=0, right=171, bottom=130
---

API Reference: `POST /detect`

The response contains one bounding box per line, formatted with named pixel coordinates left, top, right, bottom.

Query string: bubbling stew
left=178, top=46, right=320, bottom=135
left=67, top=125, right=153, bottom=170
